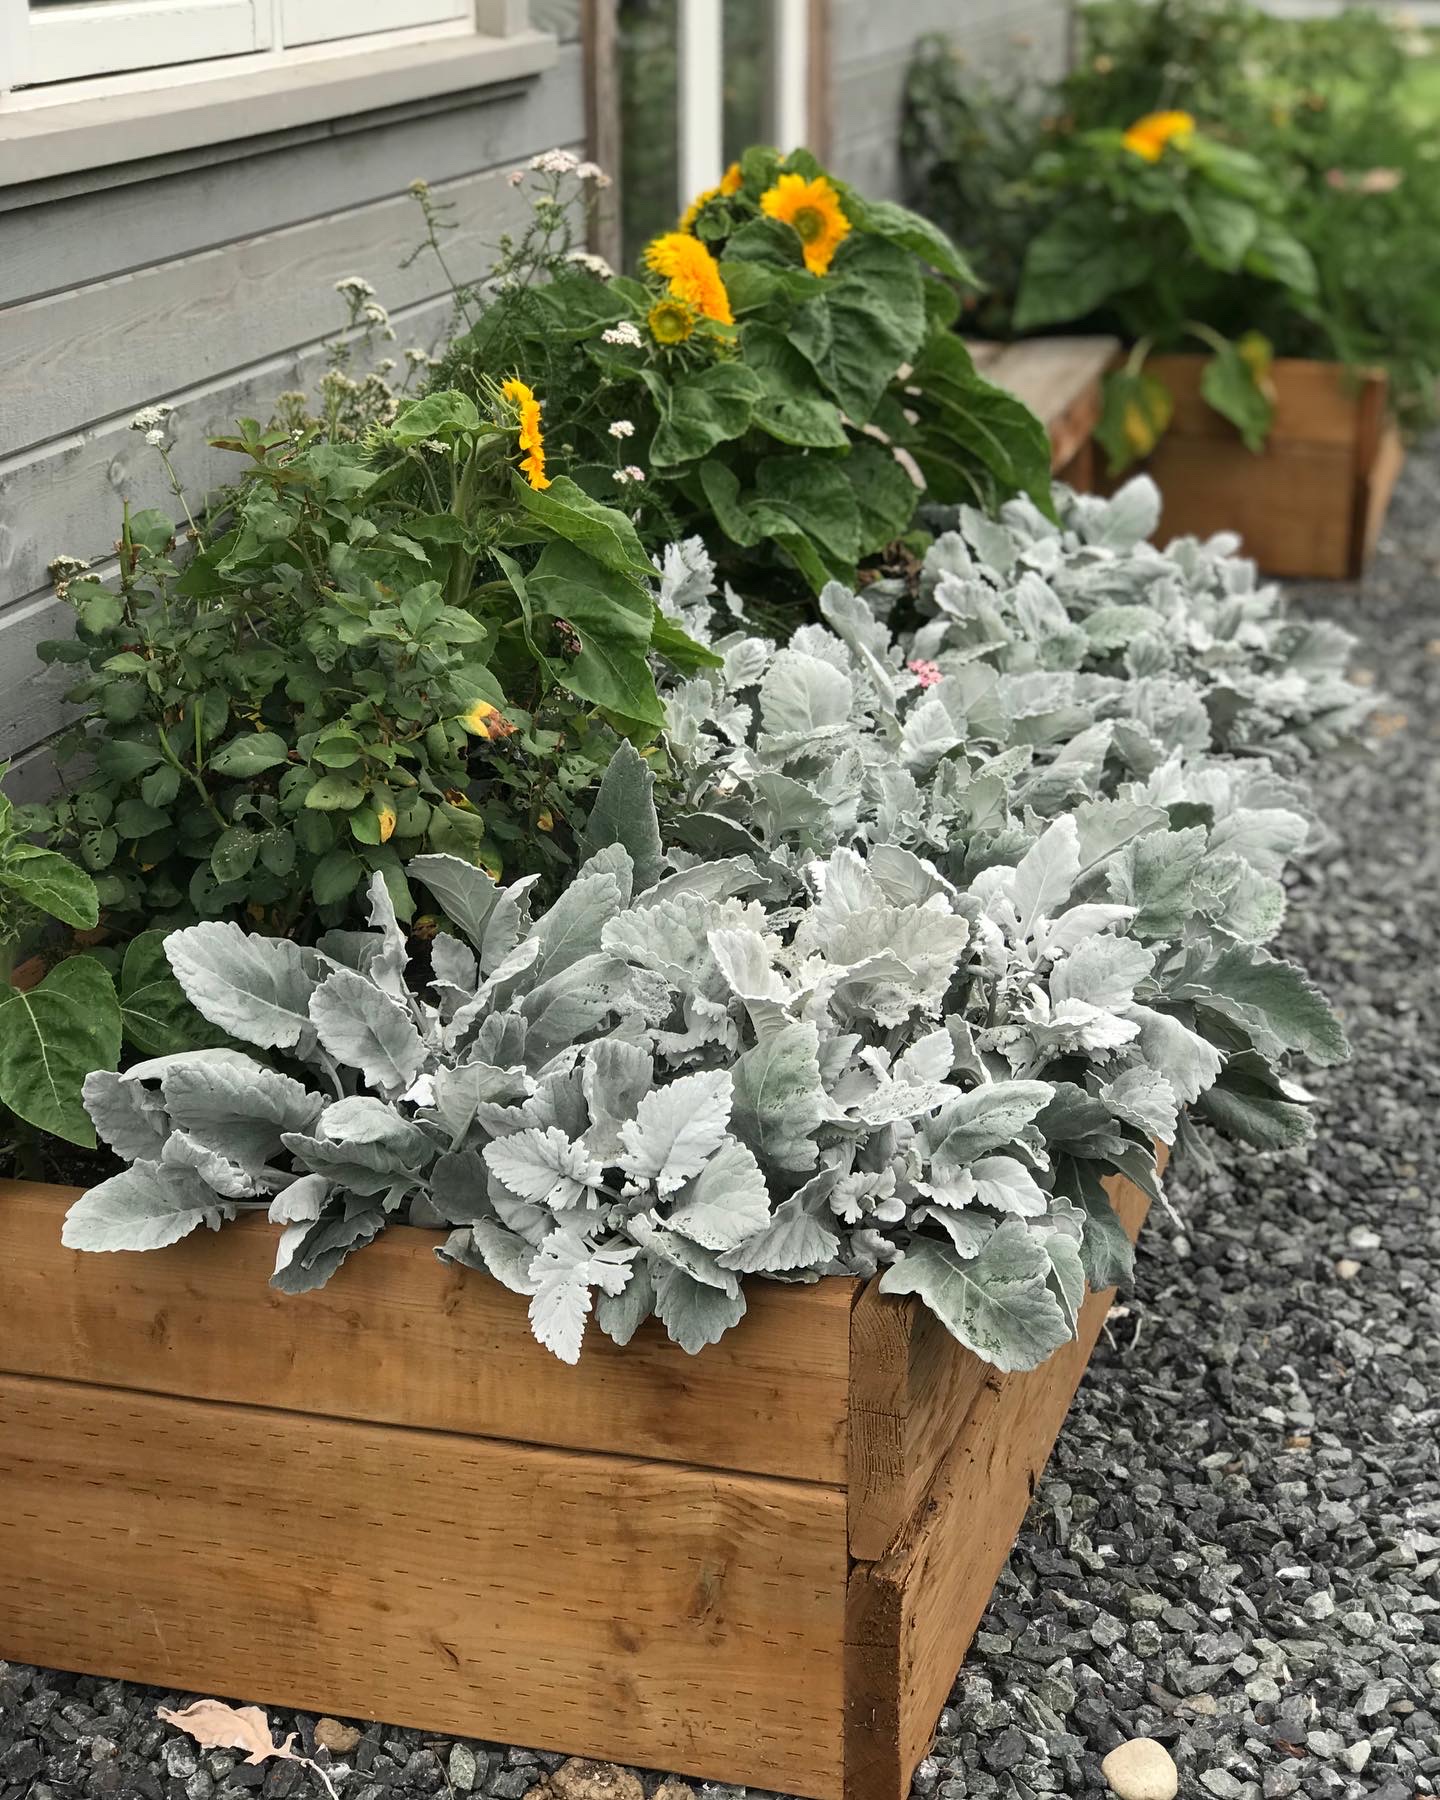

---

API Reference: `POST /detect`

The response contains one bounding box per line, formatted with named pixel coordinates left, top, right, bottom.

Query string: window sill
left=0, top=24, right=556, bottom=188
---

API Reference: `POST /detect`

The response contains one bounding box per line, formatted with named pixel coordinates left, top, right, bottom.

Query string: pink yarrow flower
left=907, top=658, right=943, bottom=689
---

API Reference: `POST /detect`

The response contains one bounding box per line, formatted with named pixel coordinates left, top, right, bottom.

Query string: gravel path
left=2, top=450, right=1438, bottom=1800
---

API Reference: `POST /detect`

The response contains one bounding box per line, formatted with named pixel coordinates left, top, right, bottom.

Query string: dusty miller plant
left=63, top=482, right=1356, bottom=1372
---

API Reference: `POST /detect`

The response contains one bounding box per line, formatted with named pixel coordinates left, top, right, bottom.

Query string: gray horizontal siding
left=827, top=0, right=1071, bottom=202
left=0, top=37, right=585, bottom=784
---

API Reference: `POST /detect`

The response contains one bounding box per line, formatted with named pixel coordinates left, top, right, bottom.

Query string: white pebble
left=1101, top=1738, right=1179, bottom=1800
left=1339, top=1741, right=1372, bottom=1775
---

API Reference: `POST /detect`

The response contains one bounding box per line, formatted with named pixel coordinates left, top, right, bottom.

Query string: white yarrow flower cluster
left=575, top=160, right=612, bottom=187
left=567, top=249, right=614, bottom=278
left=334, top=276, right=376, bottom=302
left=129, top=403, right=174, bottom=433
left=529, top=148, right=579, bottom=175
left=612, top=465, right=646, bottom=486
left=144, top=428, right=166, bottom=448
left=601, top=322, right=643, bottom=348
left=608, top=419, right=635, bottom=440
left=49, top=554, right=91, bottom=598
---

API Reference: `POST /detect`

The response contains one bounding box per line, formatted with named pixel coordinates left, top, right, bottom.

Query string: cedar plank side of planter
left=1, top=1374, right=848, bottom=1796
left=0, top=1167, right=1153, bottom=1800
left=845, top=1173, right=1153, bottom=1800
left=0, top=1184, right=851, bottom=1483
left=1112, top=354, right=1404, bottom=580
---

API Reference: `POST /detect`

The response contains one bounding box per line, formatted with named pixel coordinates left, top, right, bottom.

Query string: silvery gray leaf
left=519, top=953, right=631, bottom=1060
left=82, top=1069, right=170, bottom=1163
left=159, top=1129, right=264, bottom=1199
left=666, top=1139, right=772, bottom=1252
left=315, top=1095, right=436, bottom=1163
left=928, top=1081, right=1054, bottom=1171
left=879, top=1223, right=1072, bottom=1373
left=731, top=1020, right=827, bottom=1173
left=271, top=1208, right=386, bottom=1293
left=528, top=871, right=625, bottom=987
left=428, top=1149, right=491, bottom=1223
left=268, top=1174, right=331, bottom=1224
left=715, top=1191, right=839, bottom=1274
left=160, top=1057, right=322, bottom=1170
left=409, top=853, right=503, bottom=950
left=654, top=1263, right=746, bottom=1354
left=596, top=1259, right=657, bottom=1347
left=310, top=966, right=427, bottom=1094
left=484, top=1126, right=603, bottom=1210
left=280, top=1131, right=427, bottom=1198
left=581, top=1039, right=653, bottom=1161
left=478, top=873, right=541, bottom=976
left=62, top=1161, right=228, bottom=1253
left=430, top=932, right=479, bottom=1006
left=164, top=922, right=318, bottom=1051
left=582, top=739, right=663, bottom=892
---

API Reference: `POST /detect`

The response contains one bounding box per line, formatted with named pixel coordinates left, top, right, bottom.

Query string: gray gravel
left=3, top=449, right=1438, bottom=1800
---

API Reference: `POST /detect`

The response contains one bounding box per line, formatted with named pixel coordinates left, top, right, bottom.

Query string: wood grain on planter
left=0, top=1167, right=1153, bottom=1800
left=0, top=1182, right=852, bottom=1483
left=1, top=1373, right=847, bottom=1797
left=1115, top=355, right=1403, bottom=580
left=846, top=1173, right=1152, bottom=1800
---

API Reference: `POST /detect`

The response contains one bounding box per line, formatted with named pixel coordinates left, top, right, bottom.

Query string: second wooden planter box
left=1109, top=353, right=1403, bottom=580
left=0, top=1172, right=1151, bottom=1800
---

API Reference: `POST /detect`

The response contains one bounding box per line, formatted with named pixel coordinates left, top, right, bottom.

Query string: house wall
left=0, top=0, right=1072, bottom=794
left=827, top=0, right=1072, bottom=202
left=0, top=0, right=584, bottom=800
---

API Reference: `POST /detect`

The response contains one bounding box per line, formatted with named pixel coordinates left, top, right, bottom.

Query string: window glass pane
left=722, top=0, right=768, bottom=165
left=618, top=0, right=680, bottom=270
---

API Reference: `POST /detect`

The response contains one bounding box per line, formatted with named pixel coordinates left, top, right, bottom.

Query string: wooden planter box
left=0, top=1171, right=1151, bottom=1800
left=1105, top=353, right=1403, bottom=580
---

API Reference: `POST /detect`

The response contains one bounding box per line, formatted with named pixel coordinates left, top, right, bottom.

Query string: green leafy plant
left=0, top=766, right=228, bottom=1165
left=0, top=770, right=120, bottom=1151
left=1010, top=114, right=1319, bottom=471
left=904, top=6, right=1440, bottom=470
left=64, top=486, right=1360, bottom=1371
left=426, top=146, right=1055, bottom=604
left=32, top=390, right=715, bottom=937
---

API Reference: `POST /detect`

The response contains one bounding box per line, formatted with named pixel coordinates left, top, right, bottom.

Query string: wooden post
left=581, top=0, right=621, bottom=271
left=806, top=0, right=832, bottom=161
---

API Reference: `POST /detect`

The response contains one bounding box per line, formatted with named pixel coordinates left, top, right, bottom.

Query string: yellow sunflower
left=643, top=231, right=733, bottom=325
left=679, top=160, right=743, bottom=232
left=499, top=376, right=551, bottom=489
left=759, top=172, right=851, bottom=275
left=1122, top=110, right=1196, bottom=162
left=647, top=297, right=698, bottom=345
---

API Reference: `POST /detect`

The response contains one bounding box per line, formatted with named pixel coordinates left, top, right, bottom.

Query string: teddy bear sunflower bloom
left=759, top=172, right=852, bottom=275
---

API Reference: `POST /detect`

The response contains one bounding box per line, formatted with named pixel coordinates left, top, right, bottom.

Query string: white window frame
left=0, top=0, right=514, bottom=90
left=675, top=0, right=812, bottom=201
left=0, top=0, right=549, bottom=187
left=5, top=0, right=273, bottom=88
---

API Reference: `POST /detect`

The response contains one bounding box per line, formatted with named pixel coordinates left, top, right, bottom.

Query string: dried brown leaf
left=158, top=1700, right=339, bottom=1797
